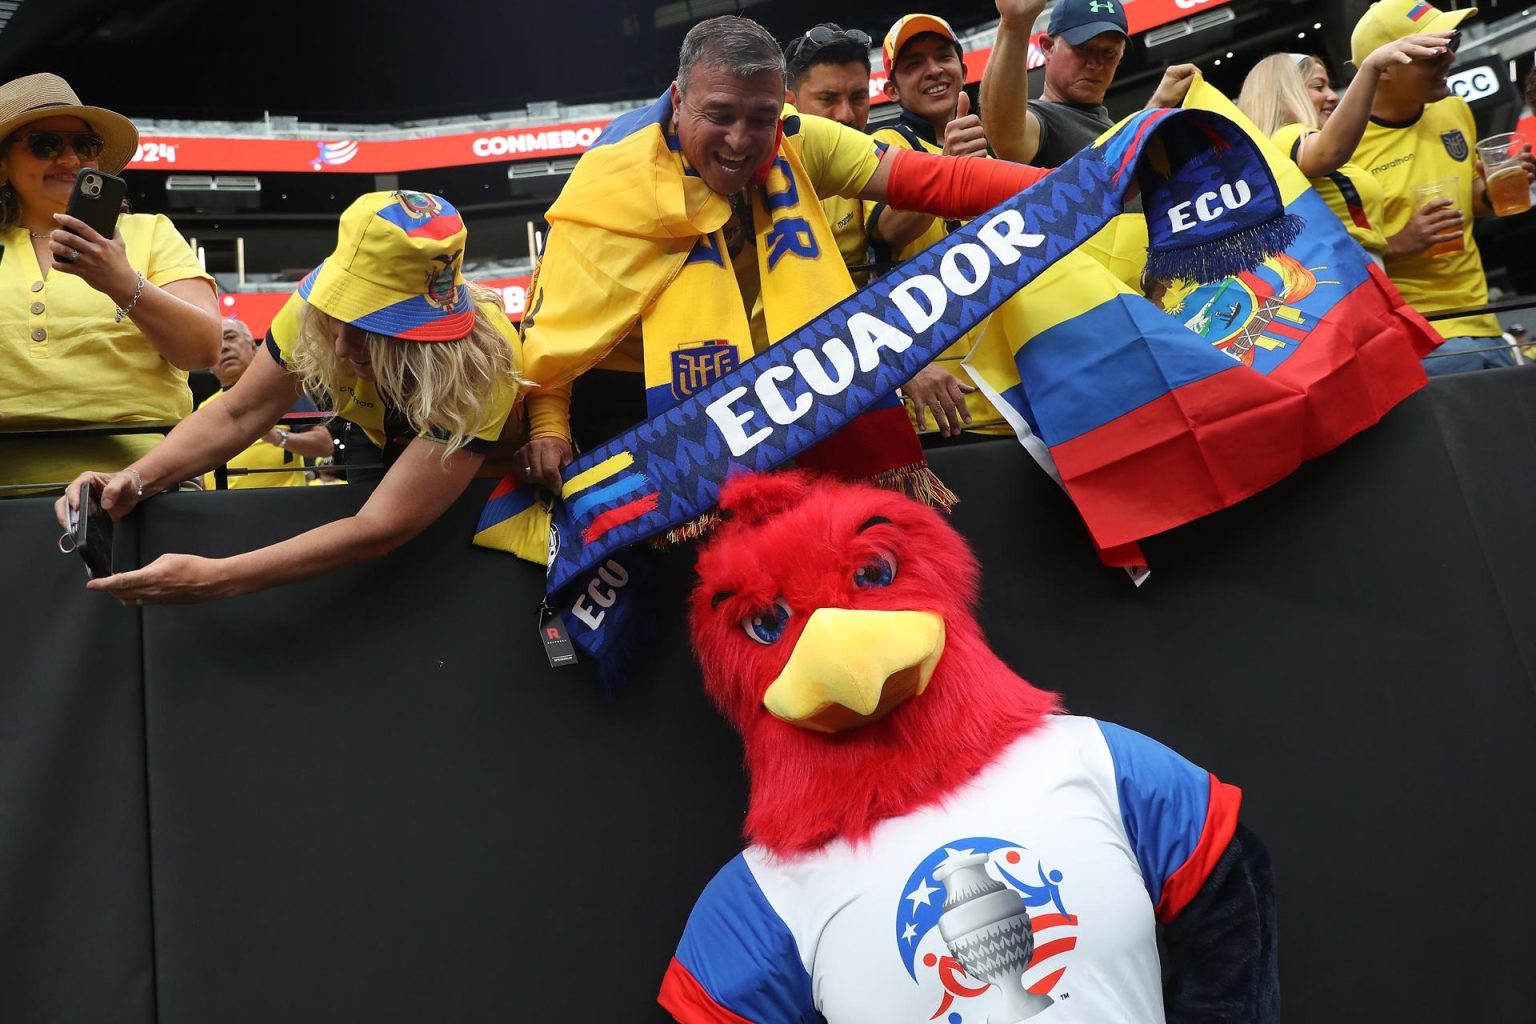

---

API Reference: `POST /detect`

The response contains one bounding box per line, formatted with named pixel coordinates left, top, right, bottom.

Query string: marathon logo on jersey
left=895, top=837, right=1079, bottom=1021
left=1442, top=129, right=1470, bottom=161
left=672, top=341, right=740, bottom=401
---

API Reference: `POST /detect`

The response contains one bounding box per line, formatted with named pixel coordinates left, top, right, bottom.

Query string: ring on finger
left=65, top=247, right=80, bottom=260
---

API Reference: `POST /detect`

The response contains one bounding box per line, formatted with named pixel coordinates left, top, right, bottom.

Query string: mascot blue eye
left=852, top=551, right=897, bottom=589
left=742, top=600, right=793, bottom=645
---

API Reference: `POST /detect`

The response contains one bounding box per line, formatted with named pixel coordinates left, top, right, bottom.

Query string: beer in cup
left=1411, top=177, right=1464, bottom=258
left=1475, top=133, right=1532, bottom=217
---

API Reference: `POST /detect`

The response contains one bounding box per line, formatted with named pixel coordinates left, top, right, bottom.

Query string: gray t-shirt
left=1027, top=99, right=1112, bottom=168
left=1027, top=98, right=1139, bottom=213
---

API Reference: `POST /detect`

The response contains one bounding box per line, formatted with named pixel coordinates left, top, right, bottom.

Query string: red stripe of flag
left=1408, top=1, right=1434, bottom=19
left=581, top=492, right=660, bottom=545
left=1263, top=318, right=1310, bottom=342
left=1051, top=366, right=1305, bottom=549
left=487, top=473, right=518, bottom=502
left=406, top=213, right=465, bottom=240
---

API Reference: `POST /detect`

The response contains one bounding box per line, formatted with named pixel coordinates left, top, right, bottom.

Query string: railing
left=0, top=413, right=363, bottom=496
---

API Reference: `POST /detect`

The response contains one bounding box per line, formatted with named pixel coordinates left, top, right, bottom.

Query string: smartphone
left=64, top=169, right=127, bottom=245
left=66, top=483, right=114, bottom=579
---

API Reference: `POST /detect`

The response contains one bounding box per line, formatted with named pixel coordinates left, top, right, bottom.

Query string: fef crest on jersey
left=1441, top=129, right=1469, bottom=162
left=895, top=837, right=1079, bottom=1022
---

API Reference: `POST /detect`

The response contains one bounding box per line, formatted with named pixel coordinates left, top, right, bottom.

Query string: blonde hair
left=289, top=284, right=524, bottom=459
left=1238, top=53, right=1325, bottom=136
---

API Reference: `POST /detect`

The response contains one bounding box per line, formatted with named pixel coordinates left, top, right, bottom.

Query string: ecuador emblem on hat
left=298, top=190, right=475, bottom=342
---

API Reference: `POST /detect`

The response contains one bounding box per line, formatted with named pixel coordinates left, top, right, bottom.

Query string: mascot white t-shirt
left=660, top=715, right=1240, bottom=1023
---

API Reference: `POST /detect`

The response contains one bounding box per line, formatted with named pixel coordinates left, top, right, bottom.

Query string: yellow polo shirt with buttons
left=0, top=214, right=215, bottom=487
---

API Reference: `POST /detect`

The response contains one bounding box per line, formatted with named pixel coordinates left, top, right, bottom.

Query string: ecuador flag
left=966, top=76, right=1439, bottom=558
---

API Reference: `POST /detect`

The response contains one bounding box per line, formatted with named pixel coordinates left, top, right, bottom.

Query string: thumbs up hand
left=943, top=90, right=989, bottom=159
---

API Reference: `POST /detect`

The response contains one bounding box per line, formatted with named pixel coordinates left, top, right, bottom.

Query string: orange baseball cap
left=882, top=13, right=962, bottom=75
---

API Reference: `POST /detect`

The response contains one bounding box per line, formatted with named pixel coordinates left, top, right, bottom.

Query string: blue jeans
left=1423, top=335, right=1517, bottom=377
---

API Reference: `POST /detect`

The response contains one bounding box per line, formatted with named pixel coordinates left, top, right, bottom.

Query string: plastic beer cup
left=1475, top=133, right=1532, bottom=216
left=1412, top=177, right=1464, bottom=257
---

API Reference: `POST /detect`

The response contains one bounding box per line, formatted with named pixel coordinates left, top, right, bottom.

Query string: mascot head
left=690, top=472, right=1060, bottom=854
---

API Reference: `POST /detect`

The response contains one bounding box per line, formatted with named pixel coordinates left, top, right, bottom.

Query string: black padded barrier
left=0, top=500, right=155, bottom=1024
left=3, top=368, right=1535, bottom=1023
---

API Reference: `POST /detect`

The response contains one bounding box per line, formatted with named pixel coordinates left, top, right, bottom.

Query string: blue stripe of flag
left=475, top=484, right=535, bottom=532
left=567, top=472, right=650, bottom=519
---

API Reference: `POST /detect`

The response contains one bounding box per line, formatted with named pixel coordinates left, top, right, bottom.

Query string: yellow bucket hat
left=298, top=190, right=474, bottom=342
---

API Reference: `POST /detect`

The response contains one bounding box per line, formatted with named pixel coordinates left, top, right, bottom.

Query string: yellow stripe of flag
left=564, top=450, right=635, bottom=496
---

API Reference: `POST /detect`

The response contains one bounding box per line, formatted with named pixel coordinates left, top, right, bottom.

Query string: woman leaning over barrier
left=56, top=190, right=527, bottom=605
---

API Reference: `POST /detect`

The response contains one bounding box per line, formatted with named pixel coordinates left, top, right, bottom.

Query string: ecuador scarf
left=964, top=76, right=1440, bottom=563
left=493, top=102, right=1314, bottom=667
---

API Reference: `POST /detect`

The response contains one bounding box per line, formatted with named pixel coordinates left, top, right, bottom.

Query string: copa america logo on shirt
left=312, top=139, right=360, bottom=170
left=895, top=837, right=1078, bottom=1023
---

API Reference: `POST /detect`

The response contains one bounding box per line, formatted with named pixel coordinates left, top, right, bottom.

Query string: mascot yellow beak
left=762, top=608, right=946, bottom=733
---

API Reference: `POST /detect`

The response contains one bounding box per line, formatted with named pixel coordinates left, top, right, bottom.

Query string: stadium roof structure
left=1, top=0, right=931, bottom=123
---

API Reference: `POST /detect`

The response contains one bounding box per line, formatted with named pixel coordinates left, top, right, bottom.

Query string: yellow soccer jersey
left=265, top=292, right=524, bottom=471
left=1273, top=123, right=1388, bottom=257
left=1353, top=97, right=1499, bottom=339
left=196, top=389, right=309, bottom=489
left=822, top=194, right=871, bottom=284
left=868, top=124, right=1007, bottom=436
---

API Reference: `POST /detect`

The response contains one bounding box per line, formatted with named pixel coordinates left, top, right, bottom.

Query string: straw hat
left=0, top=73, right=138, bottom=184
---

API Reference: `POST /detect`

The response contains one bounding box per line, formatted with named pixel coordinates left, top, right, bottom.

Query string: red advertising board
left=1124, top=0, right=1233, bottom=33
left=220, top=275, right=533, bottom=339
left=131, top=122, right=610, bottom=174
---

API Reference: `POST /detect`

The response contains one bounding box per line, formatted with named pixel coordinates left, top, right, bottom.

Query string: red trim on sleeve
left=658, top=957, right=757, bottom=1024
left=1155, top=775, right=1242, bottom=922
left=884, top=146, right=1050, bottom=222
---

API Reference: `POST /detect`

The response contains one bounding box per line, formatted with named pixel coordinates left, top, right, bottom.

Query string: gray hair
left=677, top=16, right=786, bottom=96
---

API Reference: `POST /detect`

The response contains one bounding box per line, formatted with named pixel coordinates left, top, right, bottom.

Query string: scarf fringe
left=1145, top=213, right=1305, bottom=285
left=656, top=510, right=724, bottom=548
left=650, top=463, right=957, bottom=551
left=866, top=463, right=959, bottom=512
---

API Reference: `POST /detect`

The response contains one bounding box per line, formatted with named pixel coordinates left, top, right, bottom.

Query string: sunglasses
left=8, top=130, right=105, bottom=162
left=1447, top=29, right=1462, bottom=53
left=788, top=26, right=873, bottom=63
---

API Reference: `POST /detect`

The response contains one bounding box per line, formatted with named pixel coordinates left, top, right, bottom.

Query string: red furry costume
left=660, top=472, right=1278, bottom=1024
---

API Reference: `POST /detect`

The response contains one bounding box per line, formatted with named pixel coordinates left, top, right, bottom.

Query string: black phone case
left=66, top=170, right=127, bottom=240
left=74, top=489, right=114, bottom=579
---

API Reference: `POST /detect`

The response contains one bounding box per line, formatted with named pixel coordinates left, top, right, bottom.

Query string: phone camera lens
left=82, top=175, right=101, bottom=197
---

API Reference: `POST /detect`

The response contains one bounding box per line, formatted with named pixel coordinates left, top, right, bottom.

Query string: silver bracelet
left=114, top=272, right=145, bottom=323
left=125, top=467, right=145, bottom=497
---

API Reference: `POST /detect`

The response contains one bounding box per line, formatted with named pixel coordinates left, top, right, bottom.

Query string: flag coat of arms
left=966, top=76, right=1440, bottom=556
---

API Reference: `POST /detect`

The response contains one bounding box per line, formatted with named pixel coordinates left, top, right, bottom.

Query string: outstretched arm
left=84, top=437, right=486, bottom=604
left=860, top=145, right=1049, bottom=219
left=1295, top=34, right=1450, bottom=178
left=980, top=0, right=1047, bottom=163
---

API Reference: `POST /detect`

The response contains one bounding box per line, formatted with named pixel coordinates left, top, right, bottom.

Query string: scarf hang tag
left=537, top=603, right=578, bottom=668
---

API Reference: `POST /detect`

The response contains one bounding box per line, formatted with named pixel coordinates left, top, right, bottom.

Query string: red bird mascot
left=659, top=472, right=1278, bottom=1024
